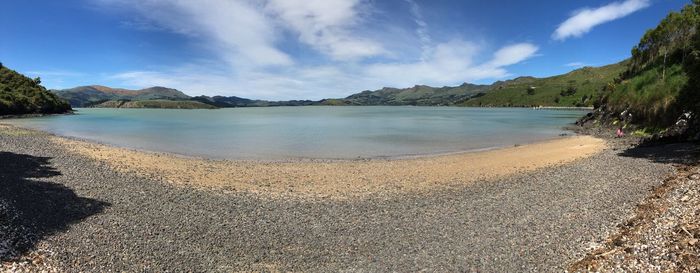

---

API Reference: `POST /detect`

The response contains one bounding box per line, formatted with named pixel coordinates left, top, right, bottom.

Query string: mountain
left=340, top=83, right=489, bottom=106
left=93, top=99, right=217, bottom=109
left=55, top=62, right=622, bottom=110
left=328, top=64, right=625, bottom=107
left=0, top=63, right=72, bottom=116
left=53, top=85, right=190, bottom=107
left=191, top=95, right=321, bottom=107
left=459, top=62, right=627, bottom=107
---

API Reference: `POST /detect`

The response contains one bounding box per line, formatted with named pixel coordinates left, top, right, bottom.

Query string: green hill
left=459, top=62, right=627, bottom=107
left=584, top=1, right=700, bottom=138
left=53, top=85, right=191, bottom=107
left=0, top=63, right=72, bottom=116
left=93, top=99, right=217, bottom=109
left=191, top=95, right=320, bottom=107
left=341, top=83, right=489, bottom=106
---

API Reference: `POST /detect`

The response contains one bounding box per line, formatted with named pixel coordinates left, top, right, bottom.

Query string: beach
left=0, top=124, right=679, bottom=271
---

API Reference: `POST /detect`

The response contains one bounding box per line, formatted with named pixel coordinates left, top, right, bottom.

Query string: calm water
left=4, top=107, right=586, bottom=160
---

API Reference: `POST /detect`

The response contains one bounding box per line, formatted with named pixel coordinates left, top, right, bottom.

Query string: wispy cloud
left=26, top=70, right=86, bottom=77
left=95, top=0, right=539, bottom=99
left=265, top=0, right=385, bottom=60
left=111, top=41, right=539, bottom=100
left=405, top=0, right=431, bottom=61
left=564, top=62, right=587, bottom=67
left=24, top=70, right=87, bottom=89
left=101, top=0, right=294, bottom=67
left=553, top=0, right=650, bottom=41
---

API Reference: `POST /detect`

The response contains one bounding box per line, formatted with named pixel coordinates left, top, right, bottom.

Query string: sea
left=4, top=106, right=586, bottom=160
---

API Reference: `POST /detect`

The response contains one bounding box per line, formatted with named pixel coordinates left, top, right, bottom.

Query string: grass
left=606, top=64, right=687, bottom=127
left=460, top=62, right=627, bottom=107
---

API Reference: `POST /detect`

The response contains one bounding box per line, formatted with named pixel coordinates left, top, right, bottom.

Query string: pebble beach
left=0, top=124, right=683, bottom=272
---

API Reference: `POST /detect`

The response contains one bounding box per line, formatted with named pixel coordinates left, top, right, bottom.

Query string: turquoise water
left=4, top=107, right=586, bottom=160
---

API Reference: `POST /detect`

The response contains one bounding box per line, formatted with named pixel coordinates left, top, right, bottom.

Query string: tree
left=526, top=86, right=536, bottom=95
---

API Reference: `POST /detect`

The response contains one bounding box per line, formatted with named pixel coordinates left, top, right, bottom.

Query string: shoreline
left=2, top=121, right=579, bottom=163
left=45, top=124, right=603, bottom=199
left=0, top=120, right=682, bottom=271
left=1, top=123, right=604, bottom=199
left=0, top=112, right=75, bottom=120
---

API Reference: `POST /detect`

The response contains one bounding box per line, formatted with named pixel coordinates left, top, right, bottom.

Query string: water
left=4, top=107, right=586, bottom=160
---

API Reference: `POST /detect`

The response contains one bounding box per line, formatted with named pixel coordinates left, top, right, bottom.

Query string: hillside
left=53, top=59, right=629, bottom=110
left=340, top=83, right=489, bottom=106
left=460, top=62, right=627, bottom=107
left=191, top=95, right=320, bottom=107
left=93, top=100, right=217, bottom=109
left=0, top=63, right=72, bottom=116
left=581, top=1, right=700, bottom=139
left=54, top=85, right=190, bottom=107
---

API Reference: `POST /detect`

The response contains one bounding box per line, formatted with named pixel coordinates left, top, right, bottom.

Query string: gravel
left=0, top=126, right=676, bottom=272
left=569, top=159, right=700, bottom=272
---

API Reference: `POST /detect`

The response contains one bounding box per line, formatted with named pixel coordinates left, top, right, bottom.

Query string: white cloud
left=365, top=41, right=538, bottom=88
left=94, top=0, right=539, bottom=100
left=24, top=70, right=87, bottom=89
left=26, top=70, right=85, bottom=77
left=553, top=0, right=650, bottom=41
left=486, top=43, right=539, bottom=67
left=265, top=0, right=385, bottom=60
left=110, top=41, right=538, bottom=100
left=101, top=0, right=293, bottom=67
left=405, top=0, right=432, bottom=61
left=564, top=62, right=586, bottom=67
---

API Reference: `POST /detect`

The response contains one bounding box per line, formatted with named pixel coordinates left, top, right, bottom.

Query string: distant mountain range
left=53, top=85, right=191, bottom=107
left=51, top=62, right=625, bottom=109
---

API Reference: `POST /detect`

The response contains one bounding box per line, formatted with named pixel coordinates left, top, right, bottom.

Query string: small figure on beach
left=616, top=127, right=624, bottom=138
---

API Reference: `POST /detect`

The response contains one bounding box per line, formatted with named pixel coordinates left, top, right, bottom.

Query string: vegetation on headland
left=0, top=63, right=72, bottom=116
left=54, top=85, right=190, bottom=107
left=191, top=95, right=321, bottom=107
left=92, top=99, right=217, bottom=109
left=581, top=1, right=700, bottom=140
left=340, top=83, right=488, bottom=106
left=459, top=62, right=627, bottom=107
left=55, top=70, right=620, bottom=109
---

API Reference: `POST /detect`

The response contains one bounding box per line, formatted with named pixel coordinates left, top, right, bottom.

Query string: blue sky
left=0, top=0, right=687, bottom=100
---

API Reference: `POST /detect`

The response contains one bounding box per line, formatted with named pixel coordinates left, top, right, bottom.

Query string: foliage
left=460, top=62, right=627, bottom=107
left=600, top=1, right=700, bottom=129
left=54, top=86, right=190, bottom=107
left=93, top=99, right=217, bottom=109
left=341, top=83, right=489, bottom=106
left=0, top=63, right=71, bottom=115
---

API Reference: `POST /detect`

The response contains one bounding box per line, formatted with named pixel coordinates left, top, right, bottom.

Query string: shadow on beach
left=618, top=142, right=700, bottom=165
left=0, top=152, right=109, bottom=261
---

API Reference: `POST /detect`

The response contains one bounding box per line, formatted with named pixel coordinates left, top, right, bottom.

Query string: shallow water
left=5, top=106, right=586, bottom=159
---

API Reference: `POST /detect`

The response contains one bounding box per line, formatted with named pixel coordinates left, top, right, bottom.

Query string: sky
left=0, top=0, right=687, bottom=100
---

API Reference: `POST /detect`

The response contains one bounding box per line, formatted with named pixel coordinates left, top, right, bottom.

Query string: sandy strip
left=48, top=132, right=606, bottom=199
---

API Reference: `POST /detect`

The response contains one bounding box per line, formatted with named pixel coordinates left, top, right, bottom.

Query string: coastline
left=13, top=123, right=606, bottom=199
left=0, top=122, right=687, bottom=271
left=1, top=121, right=581, bottom=163
left=0, top=106, right=587, bottom=162
left=0, top=112, right=75, bottom=120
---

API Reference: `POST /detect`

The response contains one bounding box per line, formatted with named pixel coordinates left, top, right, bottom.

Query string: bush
left=0, top=63, right=71, bottom=115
